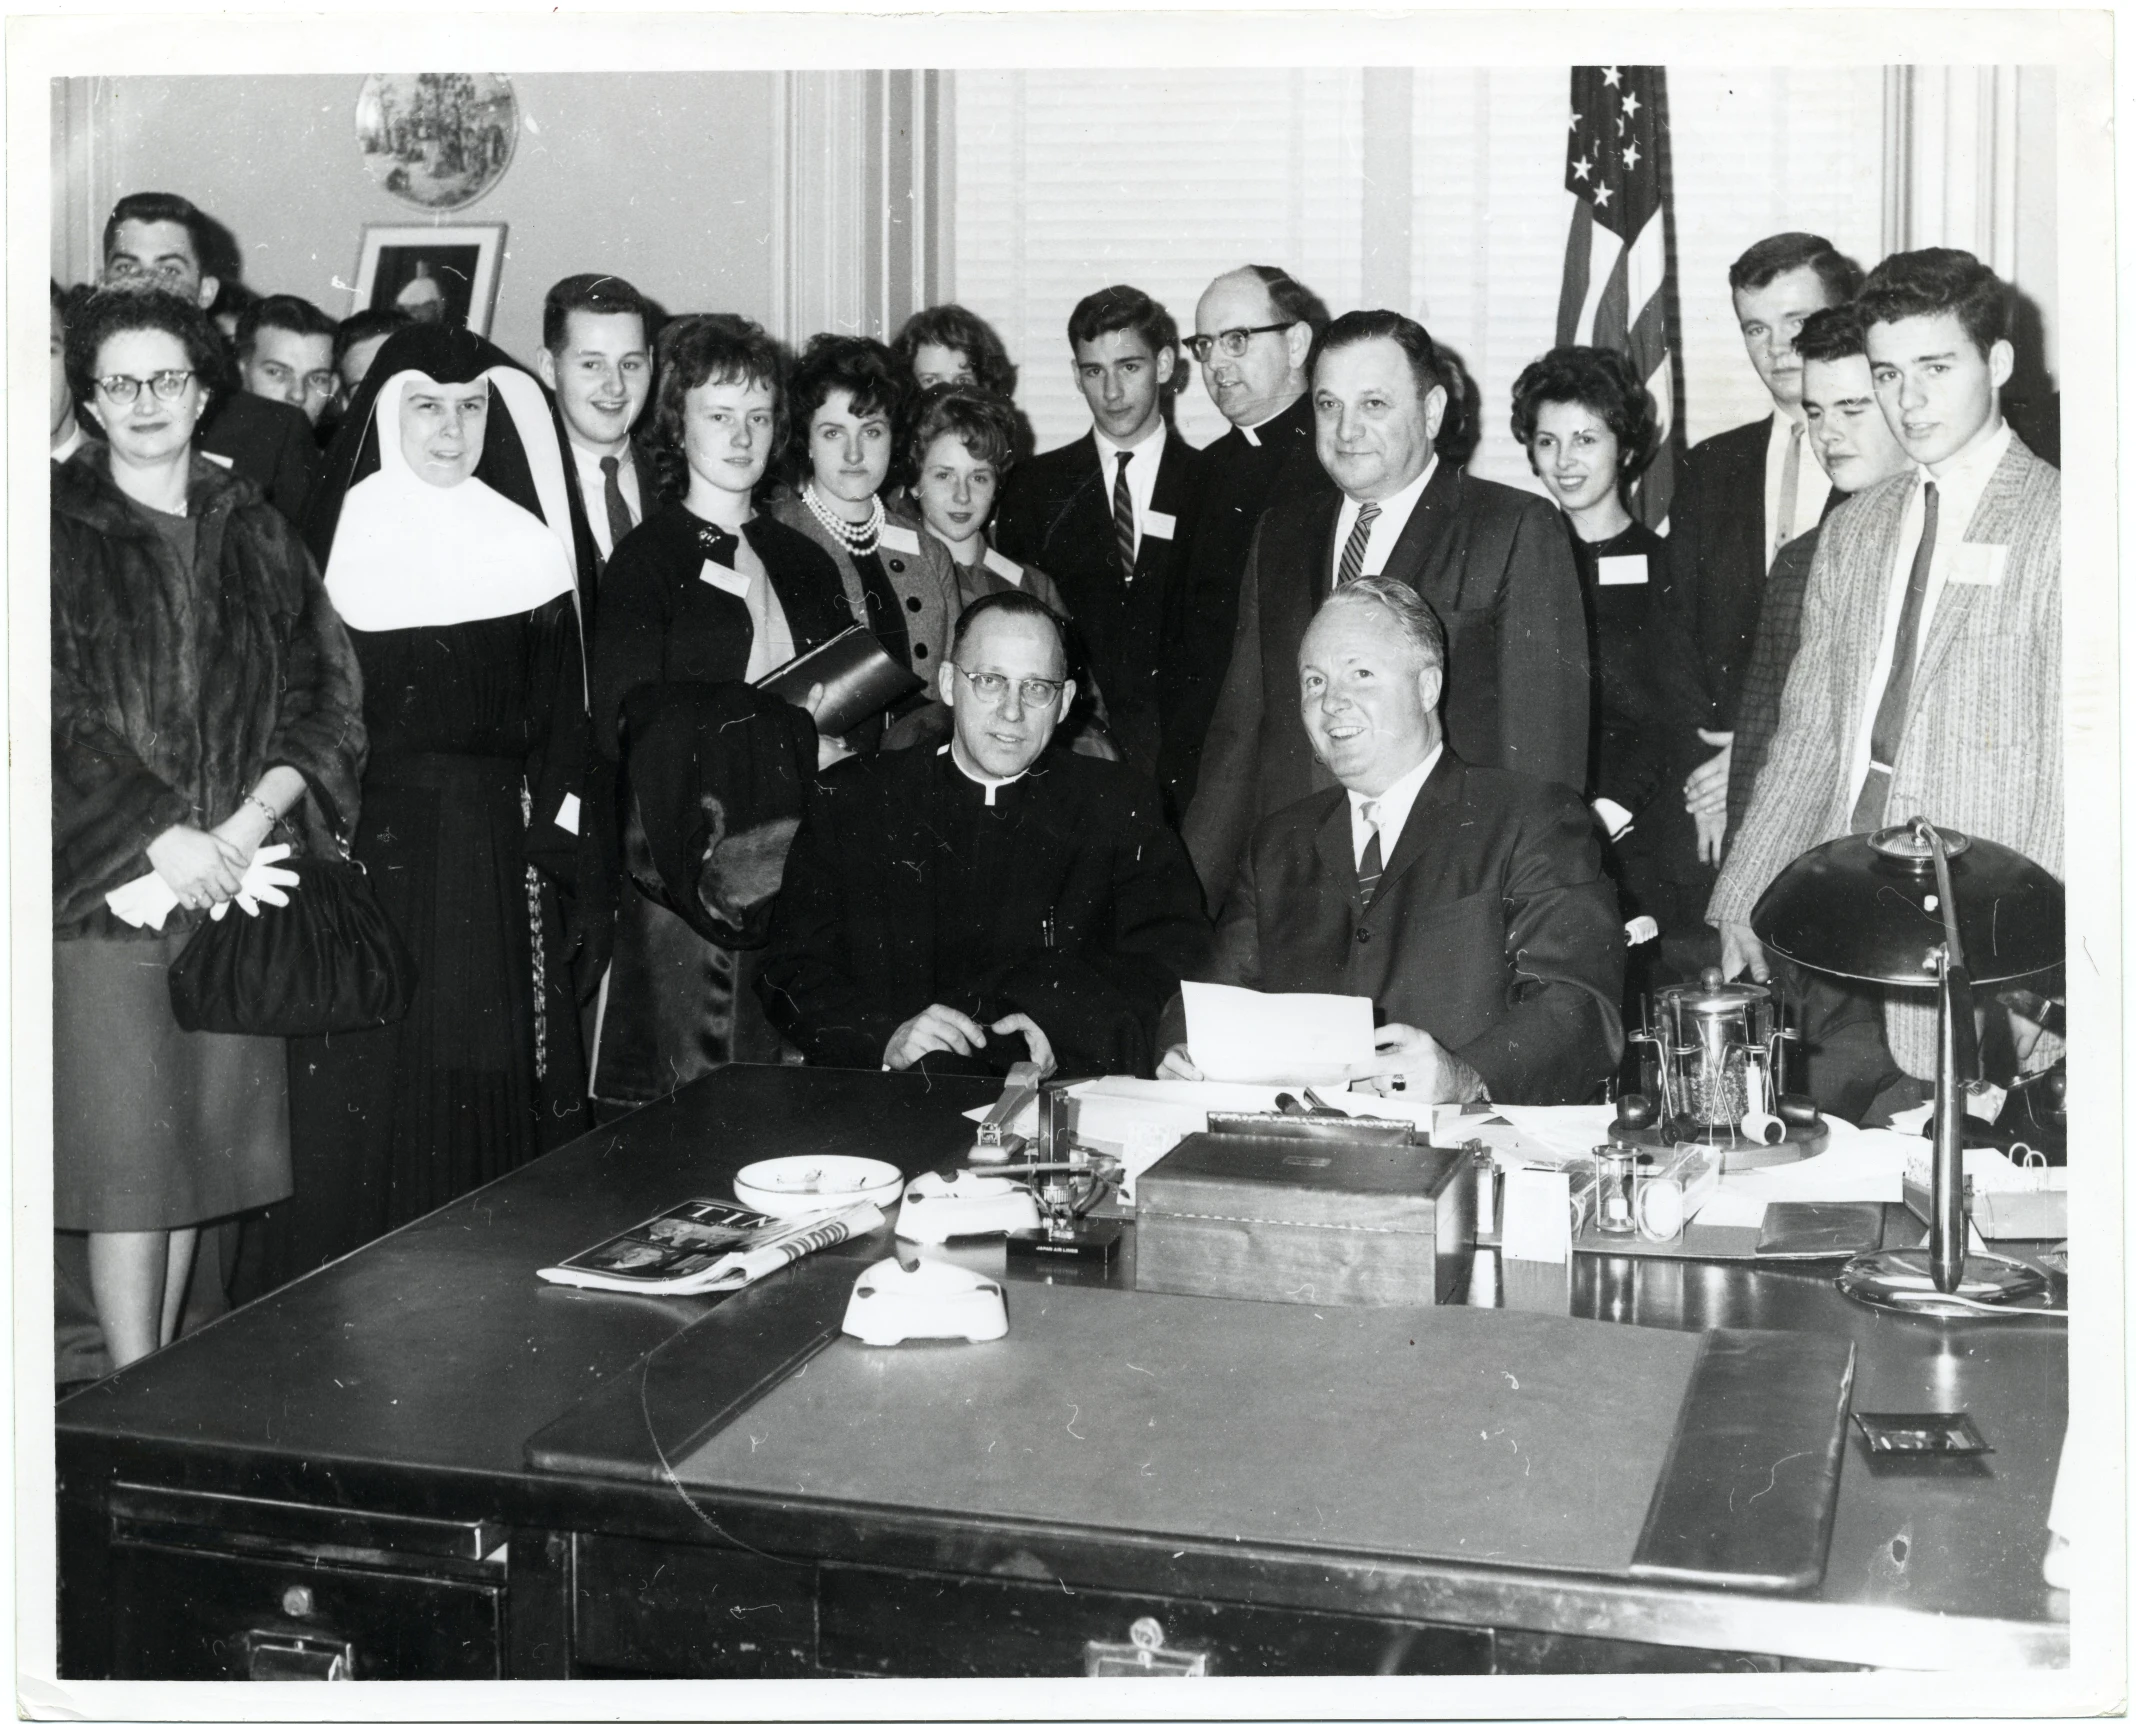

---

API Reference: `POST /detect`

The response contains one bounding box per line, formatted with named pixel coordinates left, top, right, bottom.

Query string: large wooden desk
left=55, top=1066, right=2069, bottom=1679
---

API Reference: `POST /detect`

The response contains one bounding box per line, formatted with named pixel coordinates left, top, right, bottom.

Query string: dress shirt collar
left=51, top=419, right=86, bottom=464
left=1332, top=454, right=1437, bottom=586
left=1918, top=418, right=2011, bottom=516
left=1093, top=416, right=1167, bottom=471
left=1344, top=742, right=1442, bottom=868
left=941, top=740, right=1031, bottom=807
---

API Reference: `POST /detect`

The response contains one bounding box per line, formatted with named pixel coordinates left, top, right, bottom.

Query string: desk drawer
left=817, top=1565, right=1493, bottom=1677
left=573, top=1534, right=815, bottom=1677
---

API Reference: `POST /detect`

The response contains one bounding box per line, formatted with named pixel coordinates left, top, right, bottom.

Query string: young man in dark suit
left=1663, top=232, right=1863, bottom=862
left=1158, top=264, right=1337, bottom=812
left=758, top=591, right=1209, bottom=1080
left=1159, top=576, right=1623, bottom=1106
left=1182, top=309, right=1589, bottom=910
left=99, top=191, right=319, bottom=528
left=537, top=272, right=656, bottom=581
left=991, top=285, right=1205, bottom=782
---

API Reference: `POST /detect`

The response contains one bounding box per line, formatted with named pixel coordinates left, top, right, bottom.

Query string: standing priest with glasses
left=757, top=591, right=1210, bottom=1080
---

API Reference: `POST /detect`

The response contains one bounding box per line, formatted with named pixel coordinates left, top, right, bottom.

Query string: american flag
left=1555, top=65, right=1683, bottom=531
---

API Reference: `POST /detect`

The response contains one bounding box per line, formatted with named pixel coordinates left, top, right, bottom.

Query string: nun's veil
left=304, top=323, right=596, bottom=631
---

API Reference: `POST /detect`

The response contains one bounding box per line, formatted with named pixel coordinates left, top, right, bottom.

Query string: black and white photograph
left=16, top=8, right=2122, bottom=1718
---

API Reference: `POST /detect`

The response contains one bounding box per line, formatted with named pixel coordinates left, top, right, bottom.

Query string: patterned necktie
left=1337, top=501, right=1381, bottom=586
left=1773, top=422, right=1804, bottom=557
left=600, top=454, right=636, bottom=558
left=1356, top=800, right=1384, bottom=906
left=1112, top=450, right=1137, bottom=582
left=1849, top=480, right=1941, bottom=834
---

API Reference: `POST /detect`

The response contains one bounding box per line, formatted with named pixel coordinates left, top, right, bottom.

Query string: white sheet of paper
left=1501, top=1166, right=1574, bottom=1262
left=1180, top=981, right=1375, bottom=1085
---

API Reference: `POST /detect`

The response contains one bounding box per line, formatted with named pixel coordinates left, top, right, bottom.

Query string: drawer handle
left=244, top=1628, right=353, bottom=1680
left=1084, top=1616, right=1208, bottom=1677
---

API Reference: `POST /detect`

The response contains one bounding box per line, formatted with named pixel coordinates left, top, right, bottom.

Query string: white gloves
left=107, top=844, right=302, bottom=930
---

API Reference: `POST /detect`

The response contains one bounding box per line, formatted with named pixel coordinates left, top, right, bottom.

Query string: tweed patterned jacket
left=1708, top=432, right=2061, bottom=1075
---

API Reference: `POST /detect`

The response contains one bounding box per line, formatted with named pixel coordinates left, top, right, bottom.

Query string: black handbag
left=167, top=856, right=419, bottom=1037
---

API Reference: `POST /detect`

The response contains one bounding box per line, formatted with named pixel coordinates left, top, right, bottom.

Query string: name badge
left=1596, top=554, right=1649, bottom=586
left=1143, top=509, right=1177, bottom=541
left=554, top=793, right=582, bottom=836
left=700, top=561, right=751, bottom=598
left=878, top=521, right=924, bottom=556
left=981, top=546, right=1026, bottom=587
left=1947, top=544, right=2009, bottom=587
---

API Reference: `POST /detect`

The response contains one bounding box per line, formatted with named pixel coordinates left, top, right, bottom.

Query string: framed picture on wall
left=351, top=222, right=506, bottom=336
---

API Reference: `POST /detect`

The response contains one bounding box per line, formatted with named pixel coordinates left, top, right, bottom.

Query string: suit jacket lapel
left=1912, top=442, right=2032, bottom=697
left=1832, top=481, right=1913, bottom=761
left=1378, top=461, right=1461, bottom=597
left=1310, top=793, right=1363, bottom=915
left=1300, top=489, right=1348, bottom=617
left=1370, top=750, right=1461, bottom=902
left=1136, top=435, right=1191, bottom=581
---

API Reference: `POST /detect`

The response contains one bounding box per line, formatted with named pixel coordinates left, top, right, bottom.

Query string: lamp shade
left=1749, top=825, right=2063, bottom=987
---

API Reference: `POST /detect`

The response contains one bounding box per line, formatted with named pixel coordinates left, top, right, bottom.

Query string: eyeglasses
left=94, top=369, right=196, bottom=406
left=1183, top=324, right=1293, bottom=363
left=952, top=666, right=1065, bottom=709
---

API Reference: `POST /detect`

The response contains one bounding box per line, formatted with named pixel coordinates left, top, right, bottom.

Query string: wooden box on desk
left=1135, top=1122, right=1475, bottom=1308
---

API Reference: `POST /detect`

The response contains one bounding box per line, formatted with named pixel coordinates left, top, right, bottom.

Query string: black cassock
left=757, top=744, right=1210, bottom=1079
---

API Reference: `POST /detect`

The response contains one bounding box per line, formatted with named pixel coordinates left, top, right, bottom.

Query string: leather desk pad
left=671, top=1283, right=1705, bottom=1578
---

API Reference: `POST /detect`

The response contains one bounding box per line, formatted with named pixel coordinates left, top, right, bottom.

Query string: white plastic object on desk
left=735, top=1155, right=904, bottom=1218
left=841, top=1257, right=1008, bottom=1346
left=894, top=1170, right=1043, bottom=1243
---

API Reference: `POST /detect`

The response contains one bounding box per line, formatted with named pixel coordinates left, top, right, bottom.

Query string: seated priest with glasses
left=758, top=591, right=1210, bottom=1079
left=1157, top=576, right=1624, bottom=1105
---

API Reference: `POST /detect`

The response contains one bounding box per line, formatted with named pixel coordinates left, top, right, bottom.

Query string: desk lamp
left=1749, top=817, right=2063, bottom=1315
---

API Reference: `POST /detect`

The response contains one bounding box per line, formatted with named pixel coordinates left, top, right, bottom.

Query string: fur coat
left=52, top=446, right=367, bottom=937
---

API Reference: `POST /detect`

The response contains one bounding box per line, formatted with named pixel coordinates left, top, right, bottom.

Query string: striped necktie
left=1337, top=501, right=1381, bottom=586
left=1356, top=800, right=1384, bottom=906
left=1112, top=451, right=1137, bottom=582
left=1849, top=480, right=1940, bottom=834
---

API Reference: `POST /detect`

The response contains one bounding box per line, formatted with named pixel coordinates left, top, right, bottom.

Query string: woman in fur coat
left=52, top=289, right=366, bottom=1367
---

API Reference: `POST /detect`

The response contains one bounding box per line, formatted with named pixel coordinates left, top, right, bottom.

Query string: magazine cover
left=537, top=1198, right=884, bottom=1295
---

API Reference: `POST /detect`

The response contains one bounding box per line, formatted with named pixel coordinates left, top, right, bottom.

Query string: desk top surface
left=58, top=1064, right=2069, bottom=1667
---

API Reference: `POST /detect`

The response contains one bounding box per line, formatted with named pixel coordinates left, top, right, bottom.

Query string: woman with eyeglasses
left=766, top=335, right=961, bottom=745
left=52, top=289, right=365, bottom=1370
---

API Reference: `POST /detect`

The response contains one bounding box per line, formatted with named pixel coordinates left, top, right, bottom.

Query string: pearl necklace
left=803, top=482, right=884, bottom=557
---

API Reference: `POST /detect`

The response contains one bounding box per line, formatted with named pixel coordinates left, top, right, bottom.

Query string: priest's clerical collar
left=1236, top=392, right=1304, bottom=445
left=940, top=740, right=1030, bottom=807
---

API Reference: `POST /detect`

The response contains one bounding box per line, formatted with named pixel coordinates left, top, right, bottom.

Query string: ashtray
left=1853, top=1410, right=1992, bottom=1456
left=735, top=1155, right=905, bottom=1218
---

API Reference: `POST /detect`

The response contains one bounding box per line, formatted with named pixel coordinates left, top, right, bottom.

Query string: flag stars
left=1601, top=65, right=1622, bottom=87
left=1568, top=110, right=1582, bottom=131
left=1572, top=155, right=1593, bottom=181
left=1593, top=183, right=1614, bottom=209
left=1622, top=142, right=1641, bottom=170
left=1621, top=89, right=1643, bottom=119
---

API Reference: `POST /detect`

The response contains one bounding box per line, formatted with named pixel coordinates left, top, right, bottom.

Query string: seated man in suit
left=758, top=591, right=1210, bottom=1080
left=1709, top=249, right=2060, bottom=1120
left=234, top=292, right=338, bottom=430
left=1183, top=308, right=1589, bottom=910
left=992, top=285, right=1204, bottom=781
left=99, top=190, right=319, bottom=527
left=537, top=272, right=656, bottom=577
left=1663, top=232, right=1863, bottom=864
left=1159, top=576, right=1623, bottom=1105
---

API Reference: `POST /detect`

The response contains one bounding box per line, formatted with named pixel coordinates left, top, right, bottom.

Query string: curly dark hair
left=646, top=313, right=788, bottom=505
left=902, top=383, right=1023, bottom=480
left=783, top=334, right=905, bottom=489
left=1508, top=345, right=1659, bottom=484
left=892, top=304, right=1018, bottom=400
left=63, top=287, right=222, bottom=421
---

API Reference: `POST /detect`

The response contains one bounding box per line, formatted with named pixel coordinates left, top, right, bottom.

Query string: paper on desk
left=1693, top=1119, right=1904, bottom=1228
left=1181, top=980, right=1374, bottom=1085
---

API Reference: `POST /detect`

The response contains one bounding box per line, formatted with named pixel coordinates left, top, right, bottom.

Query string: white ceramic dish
left=735, top=1154, right=905, bottom=1218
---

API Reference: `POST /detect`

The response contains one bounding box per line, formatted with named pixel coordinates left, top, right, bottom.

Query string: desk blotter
left=631, top=1281, right=1848, bottom=1588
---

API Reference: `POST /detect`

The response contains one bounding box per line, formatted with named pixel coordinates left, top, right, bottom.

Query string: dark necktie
left=695, top=522, right=739, bottom=568
left=1356, top=799, right=1384, bottom=906
left=600, top=454, right=636, bottom=557
left=1337, top=501, right=1381, bottom=586
left=1112, top=450, right=1137, bottom=582
left=1849, top=480, right=1940, bottom=834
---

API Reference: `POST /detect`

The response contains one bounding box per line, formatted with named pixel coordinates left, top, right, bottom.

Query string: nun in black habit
left=240, top=324, right=599, bottom=1294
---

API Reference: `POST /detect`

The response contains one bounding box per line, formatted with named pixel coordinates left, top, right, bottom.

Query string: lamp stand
left=1834, top=822, right=2051, bottom=1316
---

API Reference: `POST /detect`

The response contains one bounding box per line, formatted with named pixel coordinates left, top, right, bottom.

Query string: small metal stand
left=1002, top=1083, right=1124, bottom=1272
